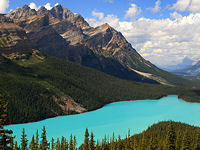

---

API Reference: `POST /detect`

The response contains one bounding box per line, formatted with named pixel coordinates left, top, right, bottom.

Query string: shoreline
left=7, top=95, right=199, bottom=126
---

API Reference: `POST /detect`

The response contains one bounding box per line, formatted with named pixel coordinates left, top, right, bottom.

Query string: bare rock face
left=0, top=14, right=13, bottom=23
left=6, top=5, right=37, bottom=20
left=3, top=4, right=177, bottom=85
left=50, top=5, right=90, bottom=29
left=37, top=6, right=50, bottom=15
left=0, top=23, right=33, bottom=59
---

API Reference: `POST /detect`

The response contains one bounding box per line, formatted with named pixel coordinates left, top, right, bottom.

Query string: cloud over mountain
left=0, top=0, right=9, bottom=13
left=171, top=0, right=200, bottom=13
left=148, top=0, right=161, bottom=13
left=29, top=2, right=55, bottom=11
left=87, top=3, right=200, bottom=66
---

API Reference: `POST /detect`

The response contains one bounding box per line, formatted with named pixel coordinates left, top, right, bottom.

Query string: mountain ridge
left=4, top=4, right=197, bottom=87
left=173, top=58, right=200, bottom=76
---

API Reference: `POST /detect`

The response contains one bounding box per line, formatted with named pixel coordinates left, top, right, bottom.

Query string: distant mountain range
left=160, top=57, right=194, bottom=72
left=173, top=59, right=200, bottom=76
left=0, top=5, right=200, bottom=124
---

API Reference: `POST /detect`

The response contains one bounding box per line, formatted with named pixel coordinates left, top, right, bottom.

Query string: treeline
left=0, top=56, right=177, bottom=124
left=1, top=96, right=200, bottom=150
left=3, top=121, right=200, bottom=150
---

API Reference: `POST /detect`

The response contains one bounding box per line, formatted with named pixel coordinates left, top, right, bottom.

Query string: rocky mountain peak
left=100, top=23, right=111, bottom=28
left=50, top=5, right=90, bottom=29
left=50, top=4, right=73, bottom=20
left=6, top=5, right=37, bottom=20
left=0, top=14, right=13, bottom=23
left=37, top=6, right=49, bottom=15
left=96, top=23, right=113, bottom=32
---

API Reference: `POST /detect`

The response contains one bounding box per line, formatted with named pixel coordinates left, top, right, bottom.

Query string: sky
left=0, top=0, right=200, bottom=66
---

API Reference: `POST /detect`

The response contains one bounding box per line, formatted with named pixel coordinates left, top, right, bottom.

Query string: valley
left=0, top=1, right=200, bottom=150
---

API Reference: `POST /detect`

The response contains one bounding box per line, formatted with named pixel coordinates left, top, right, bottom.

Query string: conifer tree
left=100, top=137, right=105, bottom=150
left=117, top=135, right=123, bottom=150
left=176, top=130, right=182, bottom=150
left=84, top=128, right=89, bottom=150
left=35, top=130, right=39, bottom=150
left=51, top=137, right=54, bottom=150
left=21, top=128, right=28, bottom=150
left=110, top=132, right=115, bottom=150
left=61, top=136, right=66, bottom=150
left=69, top=134, right=74, bottom=150
left=140, top=132, right=146, bottom=150
left=73, top=135, right=76, bottom=150
left=181, top=131, right=191, bottom=150
left=89, top=132, right=95, bottom=150
left=29, top=135, right=36, bottom=150
left=56, top=138, right=61, bottom=150
left=66, top=139, right=69, bottom=150
left=127, top=129, right=131, bottom=149
left=195, top=129, right=200, bottom=150
left=10, top=136, right=14, bottom=150
left=40, top=126, right=48, bottom=150
left=0, top=96, right=13, bottom=150
left=95, top=140, right=100, bottom=150
left=148, top=135, right=154, bottom=150
left=14, top=141, right=18, bottom=150
left=166, top=121, right=176, bottom=150
left=133, top=136, right=138, bottom=150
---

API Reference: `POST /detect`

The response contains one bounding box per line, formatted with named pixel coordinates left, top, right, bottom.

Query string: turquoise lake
left=6, top=96, right=200, bottom=145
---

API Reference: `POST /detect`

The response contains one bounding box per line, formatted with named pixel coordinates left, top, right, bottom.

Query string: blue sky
left=1, top=0, right=200, bottom=66
left=6, top=0, right=188, bottom=20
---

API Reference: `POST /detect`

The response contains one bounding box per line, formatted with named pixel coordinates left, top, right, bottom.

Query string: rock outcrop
left=0, top=22, right=33, bottom=59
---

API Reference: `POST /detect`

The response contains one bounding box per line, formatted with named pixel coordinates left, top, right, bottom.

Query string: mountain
left=161, top=57, right=194, bottom=71
left=0, top=22, right=179, bottom=124
left=0, top=20, right=167, bottom=124
left=1, top=5, right=200, bottom=124
left=173, top=59, right=200, bottom=76
left=4, top=5, right=198, bottom=87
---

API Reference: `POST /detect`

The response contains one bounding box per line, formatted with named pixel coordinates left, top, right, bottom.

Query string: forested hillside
left=1, top=53, right=200, bottom=124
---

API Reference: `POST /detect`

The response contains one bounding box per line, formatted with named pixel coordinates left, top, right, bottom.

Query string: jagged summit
left=100, top=23, right=111, bottom=28
left=6, top=5, right=37, bottom=20
left=50, top=4, right=72, bottom=20
left=0, top=4, right=195, bottom=86
left=37, top=6, right=49, bottom=15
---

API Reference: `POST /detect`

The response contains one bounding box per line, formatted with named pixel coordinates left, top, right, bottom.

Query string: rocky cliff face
left=0, top=22, right=34, bottom=59
left=6, top=5, right=37, bottom=20
left=3, top=4, right=193, bottom=86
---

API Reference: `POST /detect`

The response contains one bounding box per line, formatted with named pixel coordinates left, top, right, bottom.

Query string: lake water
left=6, top=96, right=200, bottom=146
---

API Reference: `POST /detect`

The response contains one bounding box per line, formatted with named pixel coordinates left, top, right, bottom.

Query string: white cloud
left=44, top=3, right=52, bottom=10
left=86, top=13, right=120, bottom=29
left=87, top=10, right=200, bottom=66
left=171, top=0, right=200, bottom=13
left=29, top=2, right=54, bottom=11
left=29, top=2, right=40, bottom=10
left=55, top=3, right=59, bottom=6
left=148, top=0, right=161, bottom=13
left=189, top=0, right=200, bottom=13
left=125, top=3, right=141, bottom=20
left=92, top=11, right=104, bottom=20
left=170, top=11, right=182, bottom=20
left=0, top=0, right=9, bottom=13
left=171, top=0, right=191, bottom=12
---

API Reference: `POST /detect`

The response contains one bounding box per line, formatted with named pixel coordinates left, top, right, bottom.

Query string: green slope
left=1, top=54, right=200, bottom=124
left=89, top=121, right=200, bottom=150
